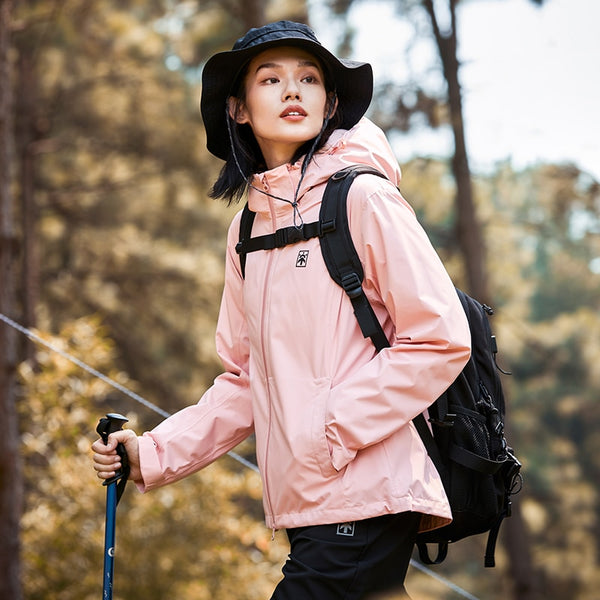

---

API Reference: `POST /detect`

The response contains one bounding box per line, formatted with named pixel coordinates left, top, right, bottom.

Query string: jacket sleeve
left=137, top=214, right=255, bottom=491
left=325, top=176, right=471, bottom=471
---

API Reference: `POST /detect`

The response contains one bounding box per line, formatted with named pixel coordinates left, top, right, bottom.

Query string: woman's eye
left=302, top=74, right=320, bottom=84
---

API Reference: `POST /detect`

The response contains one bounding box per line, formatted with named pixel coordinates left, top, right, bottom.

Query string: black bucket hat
left=201, top=20, right=373, bottom=160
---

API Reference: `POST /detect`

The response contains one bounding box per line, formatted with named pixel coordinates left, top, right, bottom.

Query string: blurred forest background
left=0, top=0, right=599, bottom=599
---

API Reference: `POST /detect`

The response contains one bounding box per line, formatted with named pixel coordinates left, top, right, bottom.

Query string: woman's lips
left=280, top=105, right=307, bottom=118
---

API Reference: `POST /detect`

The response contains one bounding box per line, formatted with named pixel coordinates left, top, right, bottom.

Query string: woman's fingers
left=90, top=429, right=142, bottom=483
left=92, top=449, right=121, bottom=479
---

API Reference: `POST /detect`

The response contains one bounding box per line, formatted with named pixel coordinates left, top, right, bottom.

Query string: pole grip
left=96, top=413, right=129, bottom=488
left=96, top=412, right=129, bottom=444
left=96, top=413, right=130, bottom=600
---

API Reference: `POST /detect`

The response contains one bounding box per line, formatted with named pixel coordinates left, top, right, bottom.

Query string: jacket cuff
left=135, top=433, right=164, bottom=492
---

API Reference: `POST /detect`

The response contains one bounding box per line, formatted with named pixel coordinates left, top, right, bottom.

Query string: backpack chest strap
left=235, top=218, right=336, bottom=256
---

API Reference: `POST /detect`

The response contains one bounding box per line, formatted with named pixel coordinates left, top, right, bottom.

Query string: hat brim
left=201, top=38, right=373, bottom=160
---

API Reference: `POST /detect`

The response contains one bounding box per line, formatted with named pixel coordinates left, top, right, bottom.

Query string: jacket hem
left=265, top=498, right=452, bottom=534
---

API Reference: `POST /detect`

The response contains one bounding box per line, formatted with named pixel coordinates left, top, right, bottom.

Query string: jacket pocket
left=311, top=386, right=339, bottom=478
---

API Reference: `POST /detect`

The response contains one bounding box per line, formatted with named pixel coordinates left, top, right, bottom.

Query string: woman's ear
left=228, top=97, right=249, bottom=124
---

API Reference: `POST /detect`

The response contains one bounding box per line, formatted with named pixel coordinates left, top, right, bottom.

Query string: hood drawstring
left=225, top=94, right=338, bottom=230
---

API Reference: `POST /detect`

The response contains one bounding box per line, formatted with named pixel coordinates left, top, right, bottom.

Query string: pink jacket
left=137, top=118, right=471, bottom=533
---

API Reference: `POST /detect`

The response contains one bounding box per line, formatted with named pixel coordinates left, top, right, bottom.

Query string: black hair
left=209, top=55, right=343, bottom=205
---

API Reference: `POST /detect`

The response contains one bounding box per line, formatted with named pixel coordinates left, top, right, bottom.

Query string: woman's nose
left=283, top=80, right=301, bottom=101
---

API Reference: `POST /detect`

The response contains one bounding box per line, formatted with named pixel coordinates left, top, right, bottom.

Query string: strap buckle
left=341, top=272, right=363, bottom=299
left=429, top=413, right=456, bottom=428
left=319, top=218, right=336, bottom=235
left=275, top=225, right=305, bottom=248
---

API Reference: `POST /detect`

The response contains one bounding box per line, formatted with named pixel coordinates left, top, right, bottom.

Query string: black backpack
left=236, top=164, right=522, bottom=568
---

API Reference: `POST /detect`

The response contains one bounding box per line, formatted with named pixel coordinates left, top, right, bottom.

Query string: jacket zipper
left=259, top=217, right=277, bottom=530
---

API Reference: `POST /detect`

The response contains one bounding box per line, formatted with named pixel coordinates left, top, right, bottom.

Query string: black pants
left=270, top=512, right=420, bottom=600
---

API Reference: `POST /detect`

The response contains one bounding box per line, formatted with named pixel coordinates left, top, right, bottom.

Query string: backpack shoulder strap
left=321, top=165, right=454, bottom=523
left=319, top=165, right=390, bottom=352
left=237, top=203, right=257, bottom=279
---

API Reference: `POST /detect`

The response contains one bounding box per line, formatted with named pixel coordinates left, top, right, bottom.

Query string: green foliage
left=14, top=0, right=244, bottom=416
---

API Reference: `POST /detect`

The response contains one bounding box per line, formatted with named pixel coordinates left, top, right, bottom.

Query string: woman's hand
left=92, top=429, right=142, bottom=483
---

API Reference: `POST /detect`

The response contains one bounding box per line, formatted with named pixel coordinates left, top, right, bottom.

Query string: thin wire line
left=1, top=311, right=479, bottom=598
left=0, top=312, right=171, bottom=419
left=409, top=559, right=481, bottom=600
left=1, top=312, right=260, bottom=472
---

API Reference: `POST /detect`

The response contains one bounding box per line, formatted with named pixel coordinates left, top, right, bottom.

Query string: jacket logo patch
left=336, top=522, right=355, bottom=537
left=296, top=250, right=309, bottom=267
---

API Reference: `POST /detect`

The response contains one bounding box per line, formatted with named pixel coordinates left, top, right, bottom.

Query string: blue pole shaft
left=102, top=482, right=118, bottom=600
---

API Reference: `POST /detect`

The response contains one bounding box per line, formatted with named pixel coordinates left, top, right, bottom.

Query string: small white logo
left=336, top=522, right=355, bottom=537
left=108, top=547, right=115, bottom=557
left=296, top=250, right=309, bottom=267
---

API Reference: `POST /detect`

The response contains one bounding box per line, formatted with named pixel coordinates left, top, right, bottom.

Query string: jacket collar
left=244, top=119, right=402, bottom=220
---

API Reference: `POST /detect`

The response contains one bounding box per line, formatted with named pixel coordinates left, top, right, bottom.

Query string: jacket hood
left=248, top=118, right=402, bottom=215
left=317, top=117, right=402, bottom=187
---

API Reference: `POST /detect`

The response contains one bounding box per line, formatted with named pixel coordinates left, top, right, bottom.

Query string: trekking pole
left=96, top=413, right=130, bottom=600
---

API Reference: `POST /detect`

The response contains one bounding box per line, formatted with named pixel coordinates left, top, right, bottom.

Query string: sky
left=308, top=0, right=600, bottom=181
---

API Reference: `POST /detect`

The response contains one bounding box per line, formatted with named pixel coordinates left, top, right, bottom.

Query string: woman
left=92, top=20, right=471, bottom=599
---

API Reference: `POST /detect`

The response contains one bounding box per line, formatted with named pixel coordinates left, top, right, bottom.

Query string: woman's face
left=233, top=46, right=332, bottom=169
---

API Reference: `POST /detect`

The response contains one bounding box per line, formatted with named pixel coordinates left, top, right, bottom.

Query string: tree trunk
left=239, top=0, right=266, bottom=30
left=502, top=499, right=545, bottom=600
left=421, top=0, right=488, bottom=303
left=0, top=0, right=24, bottom=598
left=420, top=2, right=542, bottom=598
left=16, top=49, right=39, bottom=360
